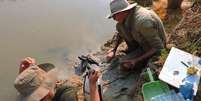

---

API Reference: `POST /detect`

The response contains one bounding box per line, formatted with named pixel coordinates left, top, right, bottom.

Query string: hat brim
left=107, top=3, right=137, bottom=19
left=38, top=63, right=55, bottom=72
left=20, top=66, right=58, bottom=101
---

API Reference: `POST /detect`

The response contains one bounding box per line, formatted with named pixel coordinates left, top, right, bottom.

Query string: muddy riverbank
left=71, top=1, right=201, bottom=101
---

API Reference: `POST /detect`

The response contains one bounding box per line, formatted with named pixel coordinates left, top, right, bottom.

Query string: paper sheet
left=159, top=47, right=201, bottom=95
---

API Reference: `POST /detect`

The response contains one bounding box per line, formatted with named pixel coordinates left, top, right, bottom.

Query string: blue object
left=151, top=90, right=185, bottom=101
left=179, top=82, right=194, bottom=100
left=199, top=59, right=201, bottom=65
left=186, top=99, right=191, bottom=101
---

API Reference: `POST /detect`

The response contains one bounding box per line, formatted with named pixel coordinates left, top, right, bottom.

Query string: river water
left=0, top=0, right=115, bottom=100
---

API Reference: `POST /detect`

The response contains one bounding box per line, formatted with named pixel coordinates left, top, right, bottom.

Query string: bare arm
left=90, top=83, right=100, bottom=101
left=89, top=70, right=101, bottom=101
left=123, top=48, right=157, bottom=66
left=112, top=32, right=122, bottom=55
left=135, top=48, right=157, bottom=62
left=106, top=32, right=122, bottom=62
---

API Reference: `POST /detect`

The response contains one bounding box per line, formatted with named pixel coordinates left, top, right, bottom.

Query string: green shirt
left=53, top=86, right=79, bottom=101
left=116, top=6, right=166, bottom=52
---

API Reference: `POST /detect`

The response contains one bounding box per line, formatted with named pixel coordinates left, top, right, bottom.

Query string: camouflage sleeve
left=139, top=19, right=164, bottom=50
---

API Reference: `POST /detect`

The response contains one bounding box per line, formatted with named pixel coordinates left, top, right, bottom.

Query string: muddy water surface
left=0, top=0, right=115, bottom=100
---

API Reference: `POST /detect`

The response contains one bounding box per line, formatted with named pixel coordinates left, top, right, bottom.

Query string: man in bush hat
left=14, top=64, right=58, bottom=101
left=15, top=57, right=101, bottom=101
left=15, top=57, right=80, bottom=101
left=106, top=0, right=166, bottom=71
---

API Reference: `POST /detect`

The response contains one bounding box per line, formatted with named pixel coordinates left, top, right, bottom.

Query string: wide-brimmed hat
left=14, top=65, right=58, bottom=101
left=107, top=0, right=137, bottom=19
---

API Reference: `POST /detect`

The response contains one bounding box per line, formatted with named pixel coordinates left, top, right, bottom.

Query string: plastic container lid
left=186, top=99, right=191, bottom=101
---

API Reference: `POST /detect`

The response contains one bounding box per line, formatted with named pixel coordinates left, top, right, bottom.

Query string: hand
left=106, top=49, right=115, bottom=62
left=88, top=70, right=101, bottom=87
left=19, top=57, right=36, bottom=73
left=121, top=59, right=137, bottom=70
left=123, top=59, right=136, bottom=65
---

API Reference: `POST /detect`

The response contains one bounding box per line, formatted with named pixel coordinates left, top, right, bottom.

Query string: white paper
left=159, top=47, right=201, bottom=95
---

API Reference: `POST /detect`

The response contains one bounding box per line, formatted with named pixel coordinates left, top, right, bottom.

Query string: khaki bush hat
left=107, top=0, right=137, bottom=19
left=14, top=65, right=58, bottom=101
